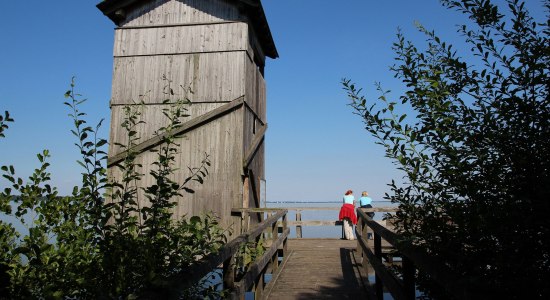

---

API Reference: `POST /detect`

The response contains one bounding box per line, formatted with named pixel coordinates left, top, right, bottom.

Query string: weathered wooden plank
left=121, top=0, right=241, bottom=27
left=114, top=22, right=248, bottom=57
left=111, top=52, right=247, bottom=105
left=287, top=220, right=342, bottom=226
left=265, top=239, right=368, bottom=299
left=242, top=123, right=266, bottom=170
left=244, top=56, right=266, bottom=118
left=241, top=103, right=266, bottom=221
left=109, top=102, right=226, bottom=156
left=108, top=104, right=244, bottom=230
left=108, top=96, right=244, bottom=165
left=360, top=207, right=400, bottom=213
left=231, top=207, right=398, bottom=213
left=245, top=210, right=287, bottom=242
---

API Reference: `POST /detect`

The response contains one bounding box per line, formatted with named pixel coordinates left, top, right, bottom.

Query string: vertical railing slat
left=402, top=256, right=415, bottom=300
left=296, top=210, right=302, bottom=239
left=374, top=232, right=384, bottom=300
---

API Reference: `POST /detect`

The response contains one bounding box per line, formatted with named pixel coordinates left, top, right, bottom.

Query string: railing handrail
left=143, top=209, right=289, bottom=299
left=233, top=206, right=399, bottom=212
left=234, top=206, right=398, bottom=239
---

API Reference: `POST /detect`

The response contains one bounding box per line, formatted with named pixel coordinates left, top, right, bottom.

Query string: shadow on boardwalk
left=265, top=239, right=373, bottom=300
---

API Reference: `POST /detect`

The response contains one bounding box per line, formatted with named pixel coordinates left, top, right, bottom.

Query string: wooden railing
left=235, top=205, right=395, bottom=238
left=285, top=207, right=342, bottom=238
left=146, top=209, right=289, bottom=299
left=223, top=209, right=290, bottom=299
left=355, top=207, right=481, bottom=300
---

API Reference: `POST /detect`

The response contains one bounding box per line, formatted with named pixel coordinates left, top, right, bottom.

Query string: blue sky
left=0, top=1, right=546, bottom=203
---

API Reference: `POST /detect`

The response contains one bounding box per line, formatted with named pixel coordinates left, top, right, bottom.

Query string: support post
left=403, top=256, right=416, bottom=300
left=282, top=214, right=288, bottom=256
left=223, top=256, right=235, bottom=293
left=254, top=268, right=264, bottom=300
left=271, top=213, right=279, bottom=273
left=362, top=219, right=370, bottom=273
left=357, top=216, right=363, bottom=257
left=374, top=233, right=383, bottom=300
left=296, top=210, right=302, bottom=238
left=242, top=177, right=250, bottom=233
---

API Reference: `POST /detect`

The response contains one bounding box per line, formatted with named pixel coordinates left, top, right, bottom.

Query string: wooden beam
left=116, top=20, right=243, bottom=30
left=287, top=220, right=343, bottom=226
left=244, top=210, right=287, bottom=243
left=246, top=169, right=263, bottom=222
left=233, top=207, right=398, bottom=212
left=108, top=96, right=244, bottom=168
left=243, top=100, right=266, bottom=125
left=242, top=177, right=250, bottom=233
left=242, top=124, right=267, bottom=170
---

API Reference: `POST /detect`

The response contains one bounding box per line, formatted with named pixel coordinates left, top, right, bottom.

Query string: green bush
left=344, top=0, right=549, bottom=298
left=0, top=79, right=227, bottom=299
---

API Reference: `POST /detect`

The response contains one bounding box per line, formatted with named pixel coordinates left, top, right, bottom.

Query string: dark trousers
left=361, top=204, right=375, bottom=239
left=361, top=204, right=375, bottom=218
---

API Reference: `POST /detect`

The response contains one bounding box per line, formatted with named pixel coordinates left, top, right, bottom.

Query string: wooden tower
left=97, top=0, right=278, bottom=234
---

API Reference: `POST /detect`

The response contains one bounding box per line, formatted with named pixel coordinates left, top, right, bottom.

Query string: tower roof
left=97, top=0, right=278, bottom=58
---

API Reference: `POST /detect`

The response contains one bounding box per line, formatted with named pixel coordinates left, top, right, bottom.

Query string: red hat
left=345, top=190, right=353, bottom=195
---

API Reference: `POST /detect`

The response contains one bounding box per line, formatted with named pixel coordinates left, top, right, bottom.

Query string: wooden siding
left=246, top=143, right=264, bottom=219
left=113, top=22, right=250, bottom=57
left=265, top=239, right=368, bottom=299
left=244, top=54, right=266, bottom=122
left=109, top=102, right=228, bottom=157
left=111, top=52, right=247, bottom=106
left=120, top=0, right=241, bottom=27
left=108, top=107, right=244, bottom=229
left=242, top=105, right=265, bottom=225
left=246, top=21, right=266, bottom=67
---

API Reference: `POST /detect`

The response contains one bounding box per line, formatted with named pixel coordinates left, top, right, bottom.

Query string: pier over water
left=163, top=205, right=406, bottom=300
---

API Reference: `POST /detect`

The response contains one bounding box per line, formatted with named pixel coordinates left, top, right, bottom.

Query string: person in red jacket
left=339, top=190, right=357, bottom=240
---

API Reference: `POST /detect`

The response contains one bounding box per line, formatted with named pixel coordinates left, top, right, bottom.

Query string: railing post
left=356, top=213, right=363, bottom=258
left=282, top=213, right=288, bottom=257
left=374, top=232, right=383, bottom=300
left=271, top=212, right=279, bottom=274
left=272, top=212, right=279, bottom=241
left=223, top=256, right=235, bottom=294
left=254, top=268, right=264, bottom=300
left=296, top=210, right=302, bottom=238
left=403, top=256, right=415, bottom=300
left=362, top=217, right=370, bottom=274
left=341, top=220, right=345, bottom=239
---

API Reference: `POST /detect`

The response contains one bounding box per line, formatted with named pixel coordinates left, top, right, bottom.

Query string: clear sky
left=0, top=1, right=546, bottom=203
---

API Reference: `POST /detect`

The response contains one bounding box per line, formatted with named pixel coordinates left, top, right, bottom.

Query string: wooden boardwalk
left=264, top=239, right=374, bottom=300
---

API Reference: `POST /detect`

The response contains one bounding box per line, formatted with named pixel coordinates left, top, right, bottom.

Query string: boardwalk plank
left=264, top=239, right=371, bottom=300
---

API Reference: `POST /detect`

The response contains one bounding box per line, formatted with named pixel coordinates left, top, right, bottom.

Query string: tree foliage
left=0, top=79, right=227, bottom=299
left=344, top=0, right=549, bottom=298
